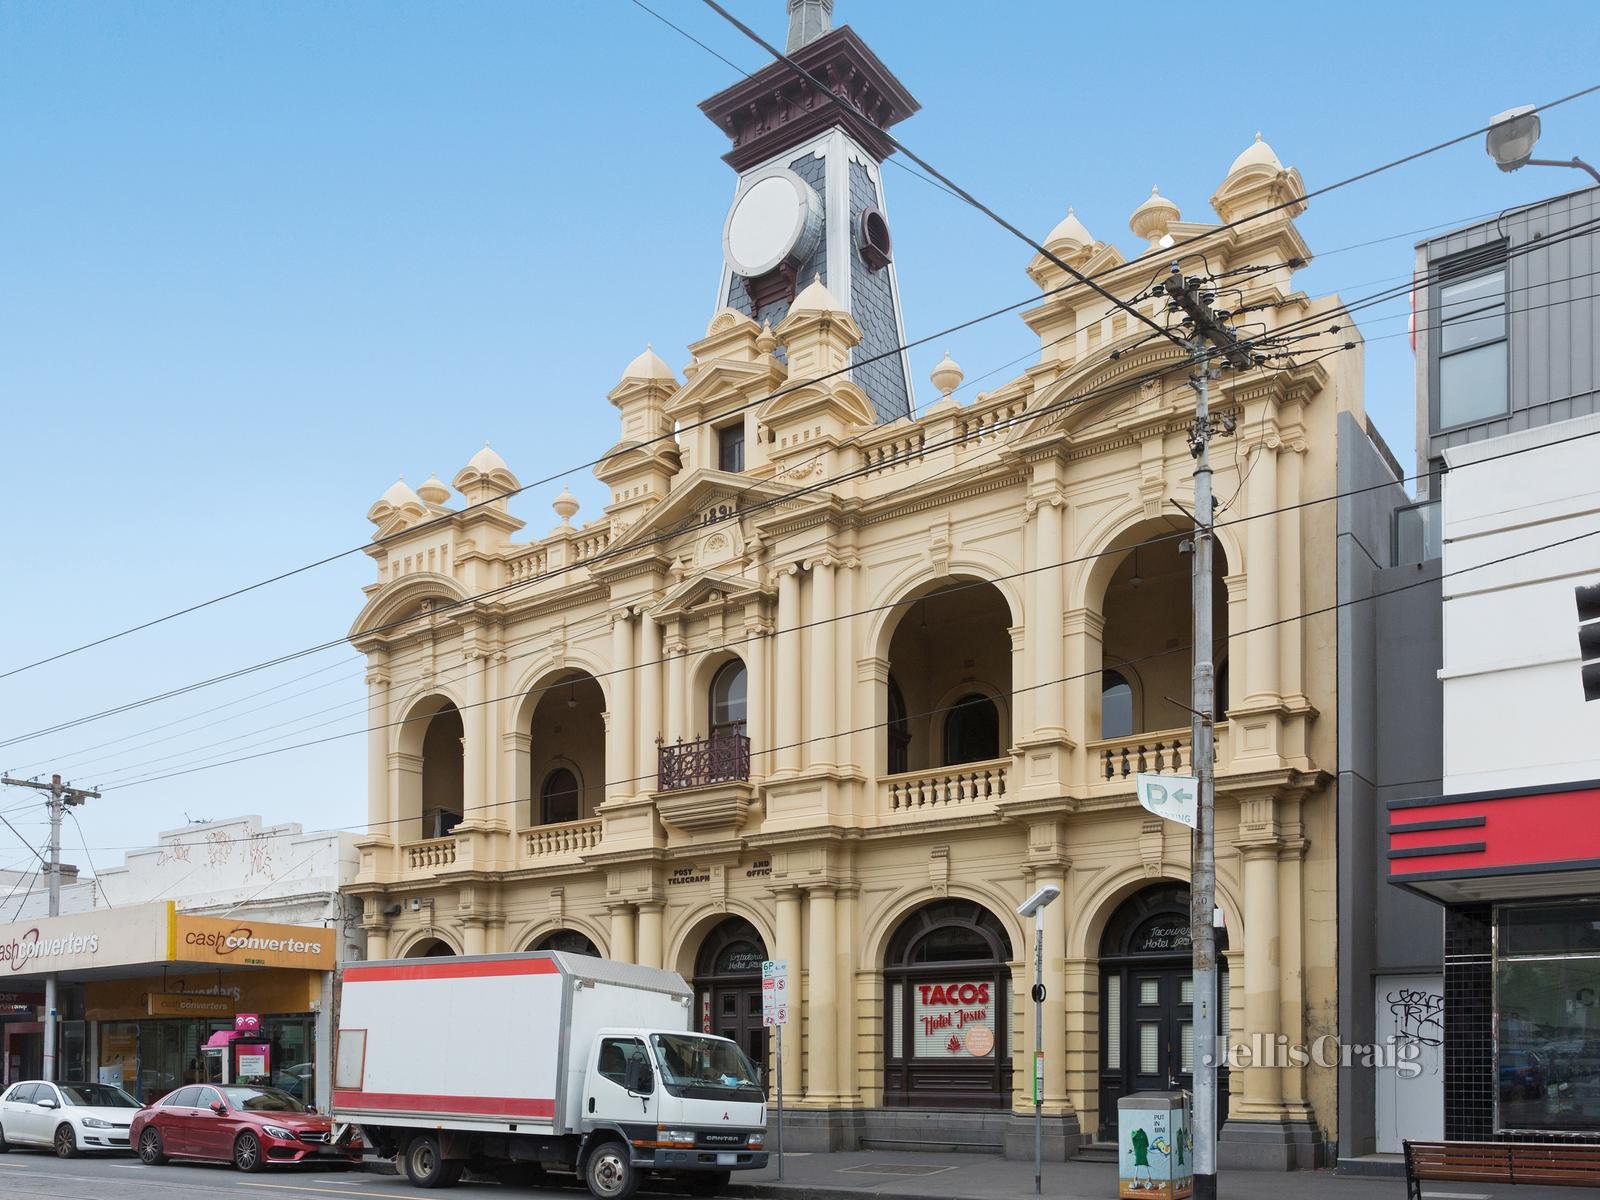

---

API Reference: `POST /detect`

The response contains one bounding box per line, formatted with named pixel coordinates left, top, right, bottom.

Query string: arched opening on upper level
left=882, top=578, right=1013, bottom=775
left=527, top=671, right=606, bottom=827
left=1094, top=524, right=1229, bottom=756
left=397, top=694, right=464, bottom=843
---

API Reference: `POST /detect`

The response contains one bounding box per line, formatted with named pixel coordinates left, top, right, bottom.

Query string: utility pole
left=1, top=773, right=100, bottom=1081
left=1151, top=265, right=1249, bottom=1200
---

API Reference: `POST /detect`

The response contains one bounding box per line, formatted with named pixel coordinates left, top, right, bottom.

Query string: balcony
left=404, top=836, right=457, bottom=871
left=658, top=728, right=751, bottom=792
left=655, top=728, right=754, bottom=836
left=1085, top=724, right=1234, bottom=800
left=878, top=758, right=1009, bottom=820
left=520, top=817, right=602, bottom=866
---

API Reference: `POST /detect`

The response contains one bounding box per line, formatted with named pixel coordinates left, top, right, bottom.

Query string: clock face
left=723, top=169, right=822, bottom=278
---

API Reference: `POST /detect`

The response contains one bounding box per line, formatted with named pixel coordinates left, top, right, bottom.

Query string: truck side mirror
left=624, top=1059, right=653, bottom=1095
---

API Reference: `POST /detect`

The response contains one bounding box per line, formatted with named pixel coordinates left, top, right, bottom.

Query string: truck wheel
left=404, top=1134, right=462, bottom=1189
left=584, top=1139, right=640, bottom=1199
left=684, top=1170, right=731, bottom=1197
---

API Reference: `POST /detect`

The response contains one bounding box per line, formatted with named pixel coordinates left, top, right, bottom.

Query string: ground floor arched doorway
left=405, top=937, right=457, bottom=958
left=883, top=899, right=1013, bottom=1109
left=1096, top=883, right=1229, bottom=1139
left=531, top=928, right=600, bottom=957
left=693, top=917, right=769, bottom=1084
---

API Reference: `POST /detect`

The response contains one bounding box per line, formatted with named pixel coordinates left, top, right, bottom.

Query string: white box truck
left=330, top=952, right=767, bottom=1197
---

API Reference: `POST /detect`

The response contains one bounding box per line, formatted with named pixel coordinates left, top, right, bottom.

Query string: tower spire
left=785, top=0, right=833, bottom=52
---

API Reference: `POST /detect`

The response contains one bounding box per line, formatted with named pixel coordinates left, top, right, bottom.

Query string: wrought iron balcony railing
left=657, top=726, right=751, bottom=792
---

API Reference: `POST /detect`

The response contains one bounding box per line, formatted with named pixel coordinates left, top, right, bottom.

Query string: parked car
left=130, top=1083, right=361, bottom=1172
left=0, top=1080, right=141, bottom=1156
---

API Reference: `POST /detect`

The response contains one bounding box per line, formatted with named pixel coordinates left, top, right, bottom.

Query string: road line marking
left=238, top=1182, right=424, bottom=1199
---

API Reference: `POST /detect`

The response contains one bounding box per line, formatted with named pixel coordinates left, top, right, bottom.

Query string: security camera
left=1017, top=884, right=1062, bottom=919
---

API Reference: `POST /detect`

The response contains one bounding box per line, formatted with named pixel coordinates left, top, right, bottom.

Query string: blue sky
left=1, top=0, right=1596, bottom=873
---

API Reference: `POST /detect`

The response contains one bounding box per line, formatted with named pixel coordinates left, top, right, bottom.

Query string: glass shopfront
left=98, top=1013, right=317, bottom=1104
left=1495, top=899, right=1600, bottom=1131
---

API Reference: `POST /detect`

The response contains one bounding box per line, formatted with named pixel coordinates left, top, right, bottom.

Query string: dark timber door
left=1097, top=885, right=1229, bottom=1141
left=694, top=917, right=769, bottom=1085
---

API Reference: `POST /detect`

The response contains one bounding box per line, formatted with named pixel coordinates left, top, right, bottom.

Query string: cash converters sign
left=172, top=914, right=334, bottom=971
left=0, top=928, right=100, bottom=974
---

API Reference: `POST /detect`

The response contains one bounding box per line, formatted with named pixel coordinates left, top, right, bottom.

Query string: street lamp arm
left=1520, top=156, right=1600, bottom=185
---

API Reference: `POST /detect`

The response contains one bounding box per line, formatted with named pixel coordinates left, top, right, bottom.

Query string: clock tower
left=699, top=0, right=920, bottom=423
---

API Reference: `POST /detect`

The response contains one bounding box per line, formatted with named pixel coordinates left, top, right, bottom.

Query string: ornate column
left=805, top=885, right=839, bottom=1101
left=637, top=613, right=664, bottom=789
left=608, top=903, right=637, bottom=965
left=774, top=886, right=803, bottom=1092
left=606, top=609, right=636, bottom=802
left=1276, top=433, right=1306, bottom=703
left=774, top=566, right=803, bottom=774
left=461, top=647, right=488, bottom=823
left=1063, top=608, right=1105, bottom=786
left=361, top=908, right=390, bottom=961
left=365, top=667, right=391, bottom=833
left=1276, top=797, right=1311, bottom=1114
left=834, top=884, right=860, bottom=1106
left=636, top=900, right=665, bottom=970
left=1236, top=829, right=1283, bottom=1116
left=1031, top=495, right=1067, bottom=737
left=1243, top=432, right=1281, bottom=704
left=745, top=617, right=770, bottom=778
left=463, top=917, right=488, bottom=957
left=665, top=621, right=688, bottom=743
left=806, top=557, right=836, bottom=768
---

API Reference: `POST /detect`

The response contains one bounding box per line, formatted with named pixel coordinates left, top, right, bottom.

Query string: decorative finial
left=930, top=350, right=964, bottom=399
left=1255, top=131, right=1263, bottom=142
left=552, top=487, right=579, bottom=526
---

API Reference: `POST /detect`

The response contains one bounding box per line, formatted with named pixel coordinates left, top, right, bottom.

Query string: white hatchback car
left=0, top=1080, right=141, bottom=1156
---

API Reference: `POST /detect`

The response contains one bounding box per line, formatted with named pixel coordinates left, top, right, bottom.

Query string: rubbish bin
left=1116, top=1091, right=1192, bottom=1198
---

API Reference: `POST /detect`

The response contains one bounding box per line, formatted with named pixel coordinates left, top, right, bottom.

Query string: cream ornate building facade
left=347, top=12, right=1361, bottom=1169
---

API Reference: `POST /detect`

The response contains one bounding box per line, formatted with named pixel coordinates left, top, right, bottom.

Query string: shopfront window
left=1496, top=899, right=1600, bottom=1131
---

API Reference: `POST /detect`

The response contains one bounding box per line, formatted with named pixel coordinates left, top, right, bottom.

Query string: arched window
left=533, top=928, right=599, bottom=957
left=1101, top=670, right=1134, bottom=739
left=942, top=693, right=999, bottom=765
left=710, top=660, right=748, bottom=733
left=887, top=675, right=911, bottom=775
left=540, top=767, right=579, bottom=824
left=1215, top=660, right=1229, bottom=721
left=883, top=900, right=1013, bottom=1109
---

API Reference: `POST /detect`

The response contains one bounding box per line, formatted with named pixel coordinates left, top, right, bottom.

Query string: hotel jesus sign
left=912, top=981, right=996, bottom=1057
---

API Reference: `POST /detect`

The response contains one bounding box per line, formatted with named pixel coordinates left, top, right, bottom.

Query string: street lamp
left=1486, top=105, right=1600, bottom=185
left=1017, top=883, right=1062, bottom=1196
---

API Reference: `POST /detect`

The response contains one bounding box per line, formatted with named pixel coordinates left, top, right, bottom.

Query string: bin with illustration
left=1116, top=1092, right=1192, bottom=1199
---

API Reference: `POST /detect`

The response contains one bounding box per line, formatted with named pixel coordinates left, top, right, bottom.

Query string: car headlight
left=655, top=1128, right=697, bottom=1148
left=81, top=1117, right=114, bottom=1129
left=747, top=1132, right=765, bottom=1149
left=261, top=1124, right=297, bottom=1141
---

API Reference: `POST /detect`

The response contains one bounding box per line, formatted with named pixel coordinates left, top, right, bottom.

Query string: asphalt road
left=0, top=1149, right=542, bottom=1200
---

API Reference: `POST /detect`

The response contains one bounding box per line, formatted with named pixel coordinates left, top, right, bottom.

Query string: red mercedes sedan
left=130, top=1083, right=361, bottom=1172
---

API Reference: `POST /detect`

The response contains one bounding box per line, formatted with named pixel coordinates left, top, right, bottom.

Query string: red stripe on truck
left=342, top=958, right=560, bottom=982
left=333, top=1090, right=555, bottom=1118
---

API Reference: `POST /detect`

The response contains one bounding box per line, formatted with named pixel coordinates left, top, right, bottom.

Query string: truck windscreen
left=649, top=1033, right=764, bottom=1101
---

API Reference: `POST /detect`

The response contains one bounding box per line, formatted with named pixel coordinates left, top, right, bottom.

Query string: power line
left=11, top=64, right=1589, bottom=687
left=77, top=517, right=1600, bottom=852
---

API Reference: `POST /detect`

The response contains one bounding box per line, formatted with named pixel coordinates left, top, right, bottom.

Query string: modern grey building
left=1341, top=181, right=1599, bottom=1168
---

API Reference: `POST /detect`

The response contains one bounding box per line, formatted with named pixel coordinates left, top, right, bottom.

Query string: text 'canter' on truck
left=327, top=952, right=769, bottom=1198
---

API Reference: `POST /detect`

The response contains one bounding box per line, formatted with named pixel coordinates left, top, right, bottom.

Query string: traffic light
left=1578, top=583, right=1600, bottom=701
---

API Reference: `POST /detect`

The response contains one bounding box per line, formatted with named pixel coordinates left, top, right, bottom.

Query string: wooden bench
left=1404, top=1139, right=1600, bottom=1199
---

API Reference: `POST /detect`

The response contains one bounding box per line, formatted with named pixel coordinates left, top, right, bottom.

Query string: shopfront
left=1389, top=778, right=1600, bottom=1140
left=0, top=903, right=335, bottom=1107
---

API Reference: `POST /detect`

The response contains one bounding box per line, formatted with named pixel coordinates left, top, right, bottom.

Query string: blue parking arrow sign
left=1135, top=772, right=1199, bottom=829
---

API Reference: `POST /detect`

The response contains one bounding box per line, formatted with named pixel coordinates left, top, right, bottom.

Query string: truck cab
left=583, top=1028, right=766, bottom=1195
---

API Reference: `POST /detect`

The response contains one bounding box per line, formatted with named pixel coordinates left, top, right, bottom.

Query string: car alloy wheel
left=234, top=1131, right=264, bottom=1172
left=54, top=1124, right=78, bottom=1158
left=139, top=1128, right=166, bottom=1165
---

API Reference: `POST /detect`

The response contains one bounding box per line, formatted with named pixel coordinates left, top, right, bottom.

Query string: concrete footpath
left=716, top=1148, right=1577, bottom=1200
